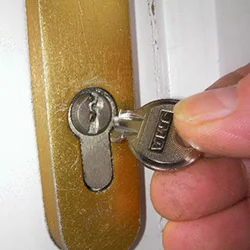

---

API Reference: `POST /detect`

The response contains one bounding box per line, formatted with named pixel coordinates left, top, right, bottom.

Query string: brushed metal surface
left=26, top=0, right=141, bottom=249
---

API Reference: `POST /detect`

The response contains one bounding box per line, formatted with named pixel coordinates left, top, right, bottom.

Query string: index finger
left=207, top=63, right=250, bottom=90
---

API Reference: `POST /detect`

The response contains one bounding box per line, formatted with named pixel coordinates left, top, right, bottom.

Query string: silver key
left=68, top=87, right=117, bottom=191
left=112, top=99, right=202, bottom=171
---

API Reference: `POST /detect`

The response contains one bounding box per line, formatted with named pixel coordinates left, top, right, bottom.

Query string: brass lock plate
left=26, top=0, right=141, bottom=249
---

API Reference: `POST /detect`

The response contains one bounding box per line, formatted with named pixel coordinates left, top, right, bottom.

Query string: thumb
left=174, top=73, right=250, bottom=158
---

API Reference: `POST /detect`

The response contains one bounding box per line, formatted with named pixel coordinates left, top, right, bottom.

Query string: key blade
left=117, top=110, right=144, bottom=121
left=112, top=110, right=144, bottom=142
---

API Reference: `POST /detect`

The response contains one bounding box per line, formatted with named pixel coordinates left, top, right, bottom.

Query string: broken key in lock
left=112, top=99, right=203, bottom=171
left=69, top=87, right=203, bottom=173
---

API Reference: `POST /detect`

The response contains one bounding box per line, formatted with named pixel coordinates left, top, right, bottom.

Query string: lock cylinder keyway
left=68, top=87, right=117, bottom=192
left=69, top=87, right=202, bottom=183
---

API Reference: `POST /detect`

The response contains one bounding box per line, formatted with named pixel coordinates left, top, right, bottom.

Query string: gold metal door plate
left=26, top=0, right=141, bottom=249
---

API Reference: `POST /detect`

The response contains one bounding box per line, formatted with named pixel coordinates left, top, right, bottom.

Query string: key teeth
left=111, top=129, right=138, bottom=143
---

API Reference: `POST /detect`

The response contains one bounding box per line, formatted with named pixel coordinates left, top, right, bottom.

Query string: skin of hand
left=150, top=63, right=250, bottom=250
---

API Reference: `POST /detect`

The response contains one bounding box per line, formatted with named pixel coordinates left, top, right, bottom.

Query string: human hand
left=151, top=63, right=250, bottom=249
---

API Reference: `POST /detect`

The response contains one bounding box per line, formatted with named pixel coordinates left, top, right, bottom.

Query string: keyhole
left=88, top=93, right=102, bottom=134
left=88, top=93, right=98, bottom=123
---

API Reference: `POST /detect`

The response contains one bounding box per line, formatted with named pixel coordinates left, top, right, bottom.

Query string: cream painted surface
left=0, top=0, right=250, bottom=249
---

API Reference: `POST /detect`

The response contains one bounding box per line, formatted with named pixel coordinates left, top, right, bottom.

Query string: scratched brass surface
left=26, top=0, right=141, bottom=249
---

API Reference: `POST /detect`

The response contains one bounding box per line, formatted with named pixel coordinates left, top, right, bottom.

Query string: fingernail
left=174, top=85, right=238, bottom=124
